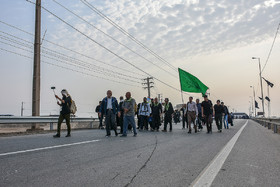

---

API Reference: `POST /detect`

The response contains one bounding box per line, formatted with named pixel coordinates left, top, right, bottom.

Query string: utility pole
left=30, top=0, right=41, bottom=130
left=21, top=102, right=24, bottom=116
left=32, top=0, right=41, bottom=117
left=142, top=77, right=154, bottom=98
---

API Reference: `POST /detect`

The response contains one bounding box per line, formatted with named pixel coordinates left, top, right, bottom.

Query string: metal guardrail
left=253, top=118, right=280, bottom=134
left=0, top=116, right=98, bottom=131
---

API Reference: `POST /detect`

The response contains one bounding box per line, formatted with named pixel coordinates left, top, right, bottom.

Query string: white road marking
left=0, top=139, right=100, bottom=157
left=191, top=120, right=248, bottom=187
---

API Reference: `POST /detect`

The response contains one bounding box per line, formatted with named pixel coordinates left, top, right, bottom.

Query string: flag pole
left=178, top=68, right=185, bottom=104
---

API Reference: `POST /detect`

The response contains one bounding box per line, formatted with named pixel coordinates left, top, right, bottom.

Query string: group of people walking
left=52, top=89, right=233, bottom=138
left=95, top=90, right=234, bottom=137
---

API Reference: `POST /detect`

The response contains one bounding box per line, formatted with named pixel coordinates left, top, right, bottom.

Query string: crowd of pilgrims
left=95, top=90, right=234, bottom=137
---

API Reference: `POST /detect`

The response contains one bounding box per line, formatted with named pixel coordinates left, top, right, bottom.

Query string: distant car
left=0, top=114, right=14, bottom=116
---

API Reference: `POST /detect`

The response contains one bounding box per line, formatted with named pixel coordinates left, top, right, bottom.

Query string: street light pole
left=249, top=96, right=253, bottom=117
left=252, top=57, right=265, bottom=117
left=250, top=86, right=256, bottom=117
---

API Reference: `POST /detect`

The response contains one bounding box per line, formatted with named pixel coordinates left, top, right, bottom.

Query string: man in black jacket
left=151, top=97, right=162, bottom=131
left=221, top=102, right=229, bottom=129
left=95, top=101, right=104, bottom=129
left=162, top=98, right=174, bottom=132
left=214, top=100, right=224, bottom=132
left=117, top=96, right=124, bottom=134
left=53, top=89, right=72, bottom=138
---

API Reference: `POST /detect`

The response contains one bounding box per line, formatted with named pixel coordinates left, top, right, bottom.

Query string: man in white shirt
left=138, top=97, right=151, bottom=130
left=186, top=96, right=198, bottom=133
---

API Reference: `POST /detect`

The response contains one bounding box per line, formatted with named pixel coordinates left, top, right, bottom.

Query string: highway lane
left=0, top=119, right=279, bottom=187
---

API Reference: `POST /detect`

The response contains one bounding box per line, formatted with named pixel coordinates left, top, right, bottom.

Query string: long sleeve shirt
left=187, top=101, right=198, bottom=115
left=138, top=102, right=151, bottom=116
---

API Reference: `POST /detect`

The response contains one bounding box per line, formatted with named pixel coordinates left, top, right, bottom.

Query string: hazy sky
left=0, top=0, right=280, bottom=117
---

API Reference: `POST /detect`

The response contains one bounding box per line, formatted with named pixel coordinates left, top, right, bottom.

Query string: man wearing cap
left=99, top=90, right=120, bottom=137
left=53, top=89, right=72, bottom=138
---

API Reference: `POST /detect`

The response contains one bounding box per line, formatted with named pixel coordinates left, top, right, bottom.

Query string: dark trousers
left=140, top=115, right=148, bottom=130
left=57, top=114, right=71, bottom=135
left=98, top=114, right=103, bottom=128
left=197, top=113, right=203, bottom=129
left=182, top=114, right=186, bottom=128
left=215, top=114, right=223, bottom=130
left=204, top=114, right=212, bottom=133
left=164, top=116, right=172, bottom=131
left=183, top=114, right=189, bottom=128
left=117, top=114, right=124, bottom=133
left=152, top=115, right=161, bottom=130
left=105, top=110, right=118, bottom=136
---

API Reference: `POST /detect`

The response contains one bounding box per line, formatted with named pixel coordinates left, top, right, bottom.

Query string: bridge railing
left=252, top=118, right=280, bottom=134
left=0, top=116, right=99, bottom=131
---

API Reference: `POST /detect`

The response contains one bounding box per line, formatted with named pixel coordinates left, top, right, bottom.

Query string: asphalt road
left=0, top=119, right=280, bottom=187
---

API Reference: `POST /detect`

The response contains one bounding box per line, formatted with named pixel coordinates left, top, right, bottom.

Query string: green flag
left=178, top=68, right=209, bottom=95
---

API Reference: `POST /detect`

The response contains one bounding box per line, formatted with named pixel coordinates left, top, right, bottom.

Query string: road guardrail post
left=50, top=122, right=53, bottom=130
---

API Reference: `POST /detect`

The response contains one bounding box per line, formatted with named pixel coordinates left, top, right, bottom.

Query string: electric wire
left=262, top=22, right=280, bottom=73
left=81, top=0, right=178, bottom=72
left=0, top=38, right=142, bottom=84
left=0, top=47, right=140, bottom=87
left=25, top=0, right=183, bottom=93
left=0, top=34, right=142, bottom=82
left=0, top=20, right=146, bottom=77
left=53, top=0, right=178, bottom=78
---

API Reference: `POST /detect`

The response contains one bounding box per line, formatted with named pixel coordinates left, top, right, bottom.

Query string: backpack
left=70, top=98, right=77, bottom=114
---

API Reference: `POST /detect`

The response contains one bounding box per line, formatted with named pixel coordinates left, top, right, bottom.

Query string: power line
left=262, top=22, right=280, bottom=73
left=0, top=47, right=141, bottom=87
left=0, top=34, right=142, bottom=82
left=80, top=0, right=178, bottom=72
left=0, top=38, right=142, bottom=84
left=53, top=0, right=178, bottom=78
left=0, top=30, right=144, bottom=81
left=25, top=0, right=184, bottom=93
left=0, top=20, right=146, bottom=77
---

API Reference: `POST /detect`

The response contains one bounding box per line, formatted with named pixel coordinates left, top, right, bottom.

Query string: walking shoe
left=182, top=127, right=185, bottom=129
left=133, top=134, right=137, bottom=137
left=162, top=130, right=167, bottom=132
left=188, top=131, right=191, bottom=134
left=220, top=129, right=222, bottom=132
left=195, top=130, right=197, bottom=133
left=65, top=134, right=71, bottom=137
left=120, top=134, right=127, bottom=137
left=105, top=135, right=111, bottom=137
left=115, top=133, right=118, bottom=137
left=227, top=127, right=229, bottom=129
left=53, top=134, right=60, bottom=138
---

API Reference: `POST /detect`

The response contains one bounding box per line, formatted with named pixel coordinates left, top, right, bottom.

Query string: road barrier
left=253, top=118, right=280, bottom=134
left=0, top=116, right=99, bottom=131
